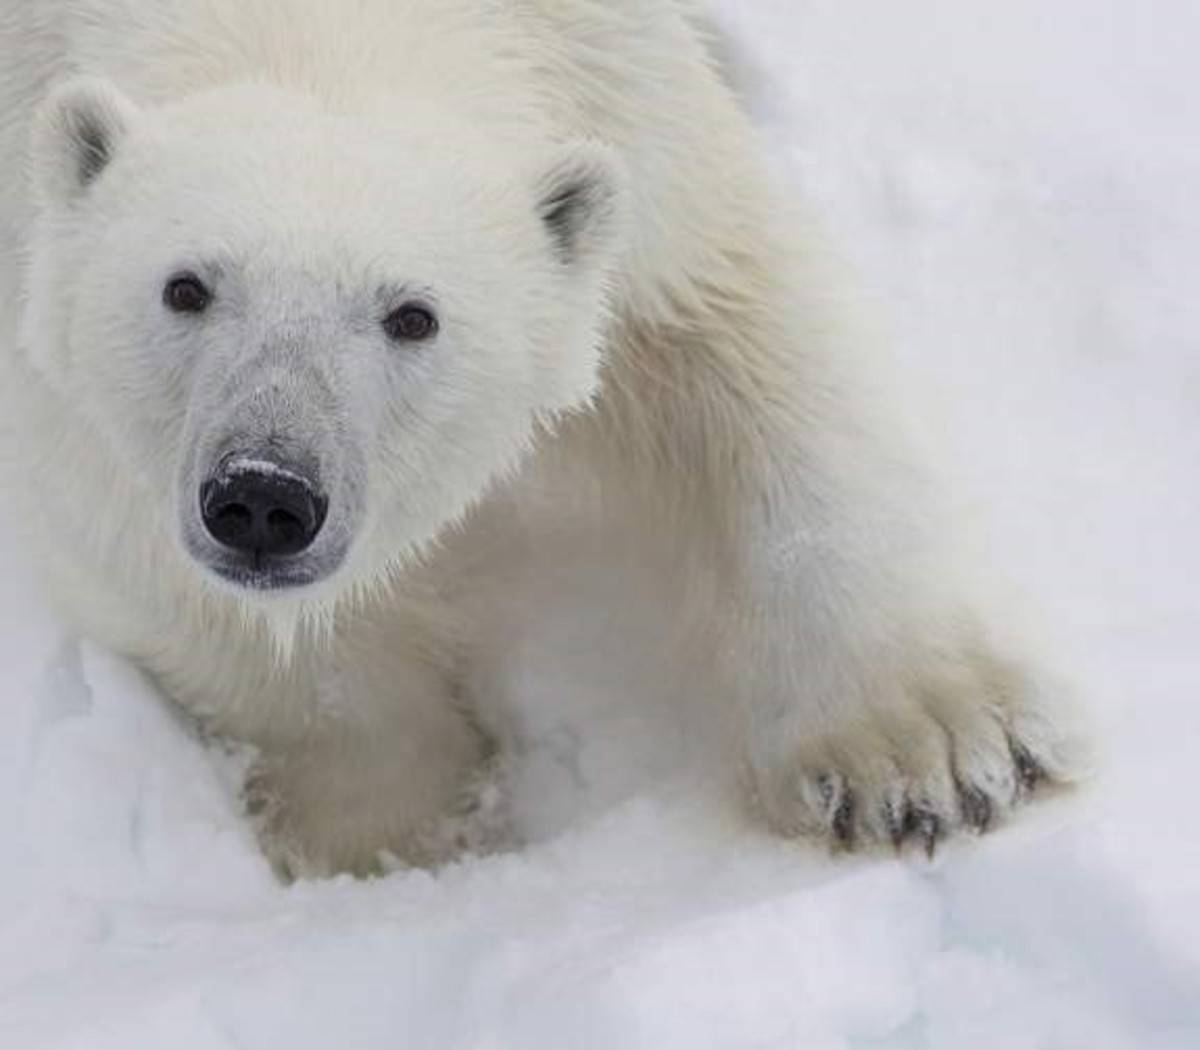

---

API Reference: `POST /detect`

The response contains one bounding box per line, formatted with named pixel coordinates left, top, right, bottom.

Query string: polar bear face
left=24, top=80, right=622, bottom=600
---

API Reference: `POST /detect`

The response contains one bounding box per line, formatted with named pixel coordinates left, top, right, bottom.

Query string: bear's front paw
left=242, top=758, right=374, bottom=880
left=243, top=748, right=512, bottom=881
left=752, top=649, right=1094, bottom=855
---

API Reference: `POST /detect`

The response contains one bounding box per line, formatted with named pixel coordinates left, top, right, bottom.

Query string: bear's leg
left=596, top=289, right=1093, bottom=853
left=732, top=573, right=1095, bottom=854
left=239, top=636, right=498, bottom=879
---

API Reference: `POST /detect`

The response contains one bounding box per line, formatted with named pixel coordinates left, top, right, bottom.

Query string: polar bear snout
left=186, top=449, right=349, bottom=593
left=200, top=459, right=328, bottom=561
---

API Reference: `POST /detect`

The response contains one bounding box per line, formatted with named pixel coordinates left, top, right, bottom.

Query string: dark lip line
left=206, top=560, right=327, bottom=592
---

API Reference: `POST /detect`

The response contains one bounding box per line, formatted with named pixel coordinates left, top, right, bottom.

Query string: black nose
left=200, top=463, right=328, bottom=561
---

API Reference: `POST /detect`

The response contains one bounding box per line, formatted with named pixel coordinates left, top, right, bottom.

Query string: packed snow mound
left=2, top=2, right=1199, bottom=1047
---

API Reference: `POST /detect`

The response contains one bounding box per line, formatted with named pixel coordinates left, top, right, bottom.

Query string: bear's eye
left=163, top=273, right=212, bottom=315
left=383, top=302, right=438, bottom=343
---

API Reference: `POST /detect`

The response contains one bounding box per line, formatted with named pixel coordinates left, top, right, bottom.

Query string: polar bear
left=0, top=0, right=1090, bottom=876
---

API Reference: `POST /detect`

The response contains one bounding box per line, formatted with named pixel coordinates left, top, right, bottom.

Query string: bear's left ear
left=536, top=141, right=624, bottom=270
left=31, top=77, right=143, bottom=207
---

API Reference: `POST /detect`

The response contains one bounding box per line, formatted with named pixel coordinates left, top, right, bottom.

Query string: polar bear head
left=24, top=78, right=623, bottom=603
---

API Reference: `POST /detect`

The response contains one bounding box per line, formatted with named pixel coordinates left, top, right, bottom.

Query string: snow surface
left=3, top=2, right=1199, bottom=1046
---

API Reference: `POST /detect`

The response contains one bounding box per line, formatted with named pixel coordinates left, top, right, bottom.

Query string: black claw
left=816, top=773, right=840, bottom=809
left=1010, top=740, right=1045, bottom=795
left=906, top=807, right=943, bottom=859
left=831, top=787, right=856, bottom=850
left=958, top=783, right=993, bottom=834
left=885, top=798, right=910, bottom=852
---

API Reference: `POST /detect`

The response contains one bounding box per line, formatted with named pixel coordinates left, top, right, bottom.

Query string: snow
left=3, top=1, right=1199, bottom=1046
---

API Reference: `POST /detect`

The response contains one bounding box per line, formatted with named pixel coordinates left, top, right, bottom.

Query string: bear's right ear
left=31, top=78, right=142, bottom=206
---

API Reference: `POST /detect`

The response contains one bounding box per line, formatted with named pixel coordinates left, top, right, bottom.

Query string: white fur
left=0, top=0, right=1092, bottom=877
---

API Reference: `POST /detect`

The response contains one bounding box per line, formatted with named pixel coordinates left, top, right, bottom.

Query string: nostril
left=214, top=503, right=253, bottom=539
left=203, top=498, right=258, bottom=550
left=266, top=507, right=306, bottom=551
